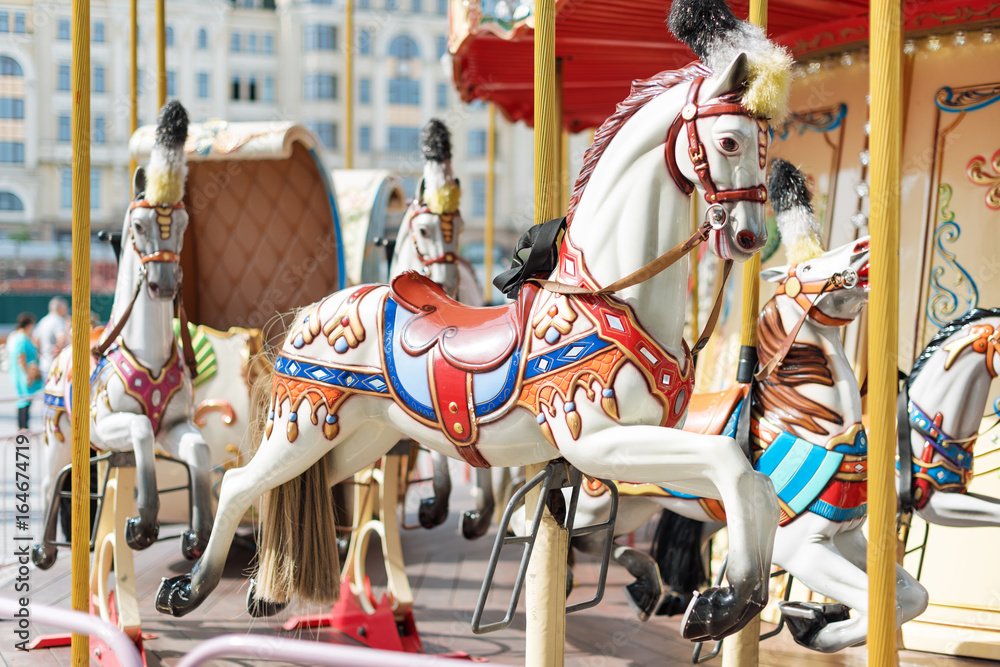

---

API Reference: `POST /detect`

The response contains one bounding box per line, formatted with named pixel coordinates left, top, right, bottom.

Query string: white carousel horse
left=570, top=161, right=928, bottom=653
left=36, top=102, right=215, bottom=566
left=156, top=44, right=788, bottom=643
left=899, top=307, right=1000, bottom=526
left=390, top=118, right=497, bottom=539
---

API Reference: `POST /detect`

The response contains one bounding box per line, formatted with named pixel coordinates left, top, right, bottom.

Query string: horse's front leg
left=558, top=419, right=778, bottom=642
left=918, top=490, right=1000, bottom=528
left=93, top=413, right=160, bottom=550
left=161, top=421, right=215, bottom=559
left=462, top=467, right=495, bottom=539
left=419, top=448, right=451, bottom=529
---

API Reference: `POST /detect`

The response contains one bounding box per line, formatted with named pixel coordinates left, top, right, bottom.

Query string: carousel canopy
left=449, top=0, right=1000, bottom=131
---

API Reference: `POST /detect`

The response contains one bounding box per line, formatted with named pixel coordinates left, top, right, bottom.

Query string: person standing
left=34, top=296, right=69, bottom=377
left=9, top=312, right=43, bottom=431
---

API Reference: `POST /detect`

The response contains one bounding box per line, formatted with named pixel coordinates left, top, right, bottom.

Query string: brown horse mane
left=753, top=299, right=843, bottom=436
left=565, top=62, right=711, bottom=226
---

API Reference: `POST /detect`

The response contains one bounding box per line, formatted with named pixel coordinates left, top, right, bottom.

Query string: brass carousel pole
left=723, top=0, right=767, bottom=662
left=525, top=1, right=567, bottom=665
left=344, top=0, right=354, bottom=168
left=70, top=0, right=91, bottom=662
left=156, top=0, right=165, bottom=107
left=484, top=102, right=496, bottom=303
left=868, top=0, right=903, bottom=662
left=128, top=0, right=138, bottom=181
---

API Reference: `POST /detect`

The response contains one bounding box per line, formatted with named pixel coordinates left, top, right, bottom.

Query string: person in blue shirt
left=9, top=312, right=43, bottom=431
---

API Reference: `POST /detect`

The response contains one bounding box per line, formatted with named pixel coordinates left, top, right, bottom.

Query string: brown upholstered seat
left=391, top=271, right=538, bottom=372
left=682, top=384, right=749, bottom=436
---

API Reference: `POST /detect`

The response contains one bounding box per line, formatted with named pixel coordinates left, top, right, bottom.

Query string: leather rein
left=532, top=77, right=769, bottom=356
left=91, top=200, right=198, bottom=379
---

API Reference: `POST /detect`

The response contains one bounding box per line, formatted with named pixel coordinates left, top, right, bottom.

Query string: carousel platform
left=0, top=478, right=990, bottom=667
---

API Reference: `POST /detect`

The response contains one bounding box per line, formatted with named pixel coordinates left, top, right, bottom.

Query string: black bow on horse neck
left=493, top=217, right=567, bottom=299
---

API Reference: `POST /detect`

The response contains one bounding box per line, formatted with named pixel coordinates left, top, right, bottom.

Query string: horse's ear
left=702, top=52, right=749, bottom=101
left=132, top=167, right=146, bottom=200
left=760, top=266, right=788, bottom=283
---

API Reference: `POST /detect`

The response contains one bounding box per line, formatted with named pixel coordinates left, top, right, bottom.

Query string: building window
left=386, top=0, right=398, bottom=10
left=247, top=75, right=257, bottom=101
left=94, top=21, right=105, bottom=43
left=0, top=191, right=24, bottom=211
left=61, top=168, right=72, bottom=208
left=471, top=177, right=486, bottom=217
left=0, top=98, right=24, bottom=119
left=304, top=24, right=337, bottom=51
left=358, top=29, right=372, bottom=55
left=91, top=168, right=100, bottom=210
left=388, top=78, right=419, bottom=105
left=0, top=14, right=8, bottom=33
left=436, top=83, right=447, bottom=109
left=412, top=0, right=421, bottom=12
left=231, top=76, right=240, bottom=100
left=94, top=116, right=106, bottom=143
left=263, top=33, right=274, bottom=54
left=14, top=13, right=25, bottom=34
left=58, top=18, right=70, bottom=40
left=94, top=65, right=105, bottom=94
left=304, top=73, right=337, bottom=100
left=359, top=125, right=371, bottom=152
left=58, top=115, right=71, bottom=142
left=388, top=126, right=420, bottom=152
left=437, top=35, right=447, bottom=59
left=437, top=0, right=447, bottom=15
left=0, top=141, right=24, bottom=163
left=230, top=31, right=240, bottom=52
left=468, top=129, right=487, bottom=157
left=198, top=27, right=208, bottom=49
left=166, top=25, right=174, bottom=47
left=58, top=63, right=71, bottom=91
left=197, top=72, right=210, bottom=99
left=389, top=34, right=419, bottom=59
left=307, top=122, right=337, bottom=149
left=263, top=76, right=275, bottom=103
left=359, top=78, right=371, bottom=104
left=1, top=56, right=23, bottom=76
left=166, top=70, right=176, bottom=97
left=358, top=0, right=370, bottom=7
left=247, top=32, right=257, bottom=53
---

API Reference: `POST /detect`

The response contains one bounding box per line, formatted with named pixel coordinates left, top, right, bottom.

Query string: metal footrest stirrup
left=471, top=459, right=619, bottom=634
left=690, top=557, right=795, bottom=663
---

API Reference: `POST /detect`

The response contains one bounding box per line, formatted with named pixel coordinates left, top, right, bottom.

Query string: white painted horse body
left=156, top=55, right=782, bottom=643
left=573, top=237, right=929, bottom=652
left=390, top=144, right=497, bottom=539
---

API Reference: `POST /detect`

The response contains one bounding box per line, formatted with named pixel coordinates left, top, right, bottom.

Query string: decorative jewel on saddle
left=532, top=293, right=578, bottom=345
left=291, top=285, right=376, bottom=353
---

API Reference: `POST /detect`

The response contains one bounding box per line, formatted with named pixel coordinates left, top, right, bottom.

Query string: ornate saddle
left=682, top=384, right=749, bottom=436
left=390, top=271, right=537, bottom=372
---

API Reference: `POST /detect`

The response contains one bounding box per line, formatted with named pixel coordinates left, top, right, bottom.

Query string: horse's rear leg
left=94, top=413, right=160, bottom=550
left=161, top=422, right=215, bottom=560
left=462, top=467, right=495, bottom=539
left=419, top=448, right=451, bottom=529
left=918, top=491, right=1000, bottom=528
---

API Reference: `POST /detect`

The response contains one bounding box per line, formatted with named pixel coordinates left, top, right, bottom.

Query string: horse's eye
left=418, top=227, right=430, bottom=238
left=720, top=137, right=739, bottom=153
left=134, top=222, right=144, bottom=235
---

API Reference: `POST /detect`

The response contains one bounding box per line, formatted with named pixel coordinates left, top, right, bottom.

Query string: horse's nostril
left=737, top=231, right=757, bottom=250
left=148, top=282, right=160, bottom=294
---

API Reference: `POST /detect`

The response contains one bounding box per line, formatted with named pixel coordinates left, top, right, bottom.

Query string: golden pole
left=344, top=0, right=354, bottom=168
left=156, top=0, right=165, bottom=108
left=526, top=1, right=567, bottom=666
left=484, top=103, right=496, bottom=303
left=553, top=58, right=564, bottom=214
left=70, top=0, right=91, bottom=662
left=868, top=0, right=902, bottom=662
left=128, top=0, right=138, bottom=182
left=560, top=130, right=569, bottom=214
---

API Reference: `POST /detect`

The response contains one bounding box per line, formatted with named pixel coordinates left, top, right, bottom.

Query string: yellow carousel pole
left=483, top=102, right=496, bottom=303
left=868, top=0, right=902, bottom=662
left=526, top=1, right=567, bottom=666
left=723, top=0, right=767, bottom=663
left=128, top=0, right=138, bottom=181
left=156, top=0, right=165, bottom=108
left=70, top=0, right=91, bottom=662
left=344, top=0, right=354, bottom=168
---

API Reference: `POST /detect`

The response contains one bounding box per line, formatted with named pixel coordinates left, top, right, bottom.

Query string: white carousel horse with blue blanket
left=569, top=160, right=928, bottom=653
left=155, top=2, right=791, bottom=643
left=390, top=118, right=497, bottom=539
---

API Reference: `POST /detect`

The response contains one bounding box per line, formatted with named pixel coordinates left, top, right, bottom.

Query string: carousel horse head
left=127, top=100, right=190, bottom=301
left=401, top=118, right=464, bottom=296
left=761, top=159, right=870, bottom=326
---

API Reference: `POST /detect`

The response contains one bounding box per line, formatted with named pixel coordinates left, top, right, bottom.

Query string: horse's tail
left=650, top=509, right=707, bottom=595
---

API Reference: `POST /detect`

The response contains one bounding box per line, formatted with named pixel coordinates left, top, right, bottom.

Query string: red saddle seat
left=682, top=384, right=749, bottom=436
left=390, top=271, right=538, bottom=372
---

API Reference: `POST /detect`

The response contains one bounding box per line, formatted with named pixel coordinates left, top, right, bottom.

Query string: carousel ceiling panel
left=450, top=0, right=1000, bottom=130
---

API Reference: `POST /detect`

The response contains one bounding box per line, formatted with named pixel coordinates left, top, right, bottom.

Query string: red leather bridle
left=128, top=200, right=185, bottom=264
left=665, top=77, right=768, bottom=217
left=409, top=203, right=459, bottom=266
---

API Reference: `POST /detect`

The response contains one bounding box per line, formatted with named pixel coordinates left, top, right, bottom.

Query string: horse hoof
left=246, top=580, right=289, bottom=618
left=337, top=536, right=350, bottom=562
left=656, top=590, right=694, bottom=617
left=125, top=517, right=159, bottom=550
left=31, top=544, right=57, bottom=570
left=181, top=531, right=208, bottom=561
left=155, top=574, right=196, bottom=617
left=624, top=579, right=660, bottom=622
left=779, top=601, right=851, bottom=650
left=682, top=585, right=765, bottom=642
left=566, top=568, right=574, bottom=599
left=461, top=509, right=492, bottom=539
left=418, top=497, right=448, bottom=529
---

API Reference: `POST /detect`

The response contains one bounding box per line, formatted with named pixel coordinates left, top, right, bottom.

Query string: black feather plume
left=155, top=100, right=189, bottom=150
left=768, top=158, right=813, bottom=215
left=668, top=0, right=740, bottom=62
left=421, top=119, right=452, bottom=162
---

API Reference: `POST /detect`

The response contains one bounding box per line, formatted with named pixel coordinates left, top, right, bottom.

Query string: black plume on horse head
left=421, top=119, right=452, bottom=163
left=155, top=100, right=189, bottom=149
left=668, top=0, right=740, bottom=62
left=768, top=158, right=813, bottom=216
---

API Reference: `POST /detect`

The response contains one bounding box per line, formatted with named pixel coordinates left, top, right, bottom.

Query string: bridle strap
left=691, top=258, right=733, bottom=357
left=409, top=203, right=460, bottom=266
left=176, top=288, right=199, bottom=380
left=91, top=278, right=142, bottom=358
